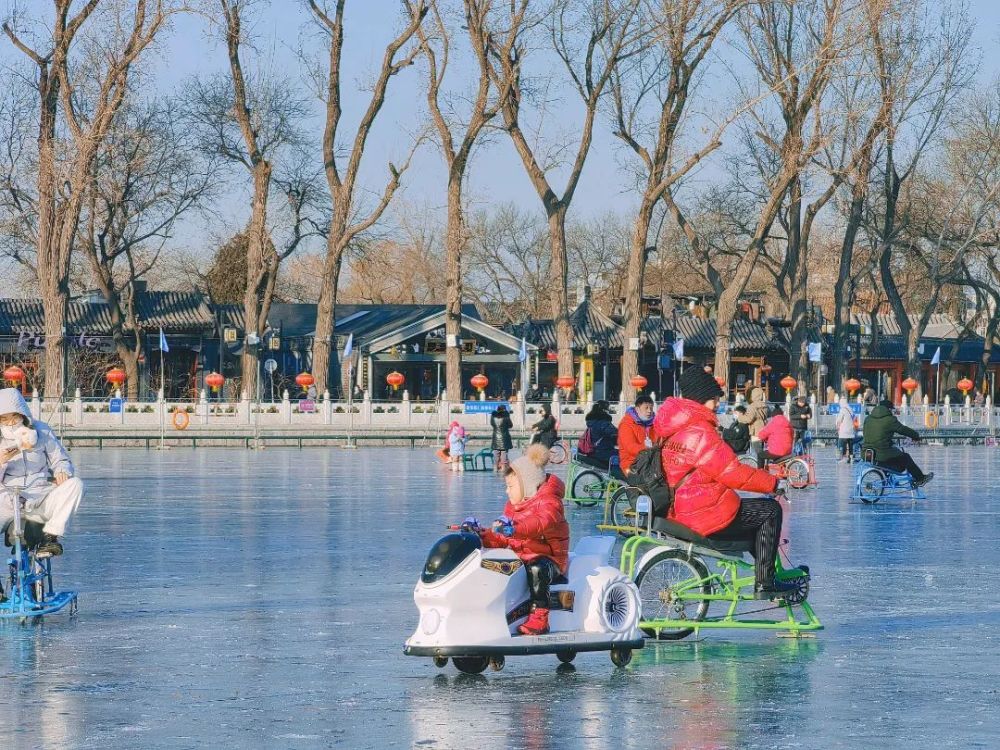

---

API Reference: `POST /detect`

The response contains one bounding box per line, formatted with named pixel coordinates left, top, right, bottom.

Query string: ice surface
left=0, top=444, right=997, bottom=749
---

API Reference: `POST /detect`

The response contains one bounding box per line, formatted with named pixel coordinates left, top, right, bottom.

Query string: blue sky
left=2, top=0, right=999, bottom=250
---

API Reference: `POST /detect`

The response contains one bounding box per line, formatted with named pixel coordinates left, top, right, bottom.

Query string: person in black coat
left=530, top=404, right=559, bottom=448
left=577, top=401, right=619, bottom=472
left=490, top=405, right=513, bottom=470
left=788, top=395, right=812, bottom=452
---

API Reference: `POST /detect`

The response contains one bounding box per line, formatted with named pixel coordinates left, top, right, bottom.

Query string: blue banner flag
left=518, top=337, right=527, bottom=363
left=807, top=342, right=822, bottom=363
left=673, top=338, right=684, bottom=360
left=159, top=328, right=169, bottom=353
left=930, top=347, right=941, bottom=366
left=343, top=333, right=353, bottom=359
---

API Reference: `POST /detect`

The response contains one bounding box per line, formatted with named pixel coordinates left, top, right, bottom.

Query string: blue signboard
left=109, top=397, right=124, bottom=414
left=465, top=401, right=508, bottom=414
left=828, top=402, right=863, bottom=416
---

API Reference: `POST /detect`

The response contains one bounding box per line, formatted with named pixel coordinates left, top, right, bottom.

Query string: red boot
left=518, top=607, right=550, bottom=635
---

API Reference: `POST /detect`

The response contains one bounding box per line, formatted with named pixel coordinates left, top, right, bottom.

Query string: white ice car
left=404, top=532, right=643, bottom=673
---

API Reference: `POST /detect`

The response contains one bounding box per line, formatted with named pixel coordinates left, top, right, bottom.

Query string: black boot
left=754, top=578, right=800, bottom=601
left=36, top=534, right=63, bottom=558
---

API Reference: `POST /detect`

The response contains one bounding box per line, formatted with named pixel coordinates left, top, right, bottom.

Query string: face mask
left=1, top=426, right=19, bottom=441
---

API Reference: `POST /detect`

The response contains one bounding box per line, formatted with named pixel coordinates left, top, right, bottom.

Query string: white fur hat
left=509, top=443, right=549, bottom=497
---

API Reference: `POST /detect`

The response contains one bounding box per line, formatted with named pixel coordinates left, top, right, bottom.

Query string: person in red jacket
left=655, top=367, right=799, bottom=599
left=480, top=443, right=569, bottom=635
left=755, top=406, right=794, bottom=468
left=618, top=394, right=656, bottom=475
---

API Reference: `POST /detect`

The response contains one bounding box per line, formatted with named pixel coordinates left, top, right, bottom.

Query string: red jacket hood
left=654, top=397, right=718, bottom=438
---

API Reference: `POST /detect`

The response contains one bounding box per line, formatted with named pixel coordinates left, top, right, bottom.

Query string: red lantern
left=630, top=375, right=648, bottom=392
left=555, top=375, right=575, bottom=391
left=205, top=372, right=225, bottom=392
left=106, top=367, right=126, bottom=386
left=471, top=373, right=489, bottom=393
left=957, top=377, right=974, bottom=395
left=844, top=378, right=861, bottom=395
left=3, top=365, right=24, bottom=385
left=902, top=377, right=918, bottom=395
left=295, top=372, right=315, bottom=392
left=386, top=371, right=405, bottom=391
left=780, top=376, right=797, bottom=393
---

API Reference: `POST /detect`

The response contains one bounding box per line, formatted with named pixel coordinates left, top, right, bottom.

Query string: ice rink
left=1, top=444, right=997, bottom=749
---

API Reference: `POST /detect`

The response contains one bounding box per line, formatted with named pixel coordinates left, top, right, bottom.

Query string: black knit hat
left=679, top=366, right=724, bottom=404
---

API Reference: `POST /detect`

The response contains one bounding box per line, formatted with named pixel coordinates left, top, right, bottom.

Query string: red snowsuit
left=480, top=474, right=570, bottom=574
left=654, top=397, right=778, bottom=536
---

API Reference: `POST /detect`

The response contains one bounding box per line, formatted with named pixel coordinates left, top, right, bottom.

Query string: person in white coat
left=0, top=388, right=82, bottom=557
left=835, top=397, right=857, bottom=463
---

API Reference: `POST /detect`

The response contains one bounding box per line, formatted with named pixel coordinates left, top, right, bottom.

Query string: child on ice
left=447, top=421, right=467, bottom=472
left=479, top=444, right=569, bottom=635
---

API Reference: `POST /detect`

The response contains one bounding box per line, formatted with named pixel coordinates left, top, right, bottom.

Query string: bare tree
left=611, top=0, right=743, bottom=399
left=488, top=0, right=642, bottom=387
left=414, top=0, right=521, bottom=400
left=3, top=0, right=173, bottom=398
left=709, top=0, right=848, bottom=386
left=307, top=0, right=427, bottom=397
left=80, top=100, right=214, bottom=399
left=863, top=0, right=976, bottom=384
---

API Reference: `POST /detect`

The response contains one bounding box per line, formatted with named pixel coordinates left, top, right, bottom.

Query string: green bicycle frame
left=619, top=533, right=823, bottom=637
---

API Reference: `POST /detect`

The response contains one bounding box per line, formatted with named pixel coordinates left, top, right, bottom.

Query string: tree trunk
left=621, top=198, right=654, bottom=402
left=311, top=241, right=344, bottom=397
left=831, top=190, right=864, bottom=387
left=120, top=347, right=140, bottom=400
left=547, top=206, right=572, bottom=386
left=40, top=278, right=66, bottom=399
left=784, top=178, right=810, bottom=388
left=241, top=163, right=273, bottom=400
left=445, top=178, right=464, bottom=402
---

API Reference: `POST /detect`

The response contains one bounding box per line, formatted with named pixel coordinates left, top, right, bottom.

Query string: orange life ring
left=172, top=409, right=190, bottom=430
left=924, top=411, right=938, bottom=429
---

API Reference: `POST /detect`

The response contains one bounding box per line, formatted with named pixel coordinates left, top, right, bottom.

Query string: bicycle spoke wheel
left=571, top=469, right=604, bottom=505
left=611, top=487, right=634, bottom=526
left=859, top=468, right=885, bottom=503
left=549, top=443, right=568, bottom=464
left=786, top=459, right=810, bottom=489
left=634, top=550, right=711, bottom=640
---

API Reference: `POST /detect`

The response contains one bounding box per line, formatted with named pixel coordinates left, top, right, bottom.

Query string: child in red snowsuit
left=480, top=443, right=569, bottom=635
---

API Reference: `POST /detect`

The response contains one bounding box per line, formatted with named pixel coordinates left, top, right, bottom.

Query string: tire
left=549, top=443, right=568, bottom=464
left=859, top=468, right=885, bottom=504
left=738, top=454, right=758, bottom=468
left=433, top=656, right=448, bottom=669
left=610, top=647, right=632, bottom=668
left=610, top=487, right=634, bottom=526
left=571, top=469, right=605, bottom=505
left=556, top=650, right=576, bottom=664
left=634, top=549, right=711, bottom=640
left=786, top=459, right=810, bottom=489
left=452, top=656, right=490, bottom=674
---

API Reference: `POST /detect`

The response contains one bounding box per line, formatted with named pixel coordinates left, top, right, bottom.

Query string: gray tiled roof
left=506, top=299, right=624, bottom=349
left=641, top=315, right=787, bottom=352
left=134, top=291, right=215, bottom=332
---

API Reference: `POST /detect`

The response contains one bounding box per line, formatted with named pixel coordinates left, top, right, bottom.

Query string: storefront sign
left=465, top=401, right=507, bottom=414
left=109, top=397, right=124, bottom=414
left=16, top=330, right=114, bottom=354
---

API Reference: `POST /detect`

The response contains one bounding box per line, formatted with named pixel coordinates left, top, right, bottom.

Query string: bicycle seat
left=652, top=517, right=753, bottom=555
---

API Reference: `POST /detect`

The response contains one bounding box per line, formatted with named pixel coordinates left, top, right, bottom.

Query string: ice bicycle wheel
left=786, top=458, right=810, bottom=489
left=858, top=468, right=885, bottom=504
left=570, top=470, right=605, bottom=507
left=634, top=549, right=711, bottom=640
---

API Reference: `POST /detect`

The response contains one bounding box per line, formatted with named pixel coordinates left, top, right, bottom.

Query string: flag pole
left=159, top=335, right=165, bottom=450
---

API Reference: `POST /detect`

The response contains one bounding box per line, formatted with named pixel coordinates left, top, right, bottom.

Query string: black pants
left=756, top=449, right=789, bottom=469
left=709, top=497, right=783, bottom=588
left=526, top=557, right=561, bottom=608
left=878, top=453, right=926, bottom=481
left=576, top=453, right=615, bottom=472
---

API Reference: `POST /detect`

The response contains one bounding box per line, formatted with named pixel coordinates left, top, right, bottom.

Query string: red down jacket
left=654, top=397, right=778, bottom=536
left=480, top=474, right=570, bottom=573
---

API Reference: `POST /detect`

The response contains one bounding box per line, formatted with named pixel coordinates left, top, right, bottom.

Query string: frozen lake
left=1, top=444, right=997, bottom=749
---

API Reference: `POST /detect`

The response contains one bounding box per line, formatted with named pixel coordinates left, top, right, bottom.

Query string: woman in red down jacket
left=654, top=368, right=799, bottom=599
left=480, top=443, right=569, bottom=635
